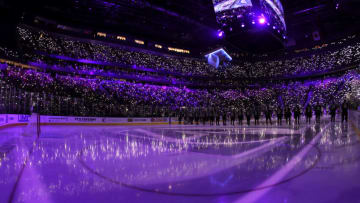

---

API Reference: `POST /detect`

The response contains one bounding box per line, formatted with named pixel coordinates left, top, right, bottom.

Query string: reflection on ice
left=0, top=122, right=359, bottom=202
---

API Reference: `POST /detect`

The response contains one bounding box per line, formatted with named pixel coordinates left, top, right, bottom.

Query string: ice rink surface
left=0, top=121, right=360, bottom=203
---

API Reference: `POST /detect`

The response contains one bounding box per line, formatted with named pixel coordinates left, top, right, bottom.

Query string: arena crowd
left=0, top=25, right=357, bottom=125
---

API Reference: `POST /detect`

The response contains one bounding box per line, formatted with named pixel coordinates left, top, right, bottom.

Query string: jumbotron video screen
left=212, top=0, right=286, bottom=33
left=261, top=0, right=286, bottom=30
left=213, top=0, right=253, bottom=13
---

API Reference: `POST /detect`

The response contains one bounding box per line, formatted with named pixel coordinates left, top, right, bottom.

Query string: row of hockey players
left=177, top=101, right=349, bottom=126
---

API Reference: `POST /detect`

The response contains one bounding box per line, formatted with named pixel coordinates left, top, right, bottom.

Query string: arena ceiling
left=1, top=0, right=360, bottom=53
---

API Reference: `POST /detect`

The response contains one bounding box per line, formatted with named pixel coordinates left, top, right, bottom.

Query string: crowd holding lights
left=10, top=26, right=359, bottom=80
left=0, top=25, right=356, bottom=120
left=0, top=62, right=358, bottom=121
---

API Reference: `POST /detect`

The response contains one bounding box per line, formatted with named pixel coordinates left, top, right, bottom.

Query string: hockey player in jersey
left=238, top=108, right=244, bottom=125
left=314, top=103, right=322, bottom=124
left=305, top=105, right=312, bottom=124
left=284, top=106, right=292, bottom=125
left=329, top=104, right=337, bottom=122
left=264, top=106, right=273, bottom=125
left=294, top=105, right=301, bottom=125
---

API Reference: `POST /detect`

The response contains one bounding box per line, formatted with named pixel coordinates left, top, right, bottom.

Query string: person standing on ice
left=284, top=105, right=292, bottom=125
left=264, top=106, right=272, bottom=125
left=341, top=101, right=349, bottom=123
left=305, top=104, right=312, bottom=124
left=222, top=108, right=228, bottom=126
left=201, top=107, right=207, bottom=125
left=215, top=109, right=221, bottom=126
left=209, top=107, right=215, bottom=126
left=230, top=107, right=236, bottom=126
left=315, top=102, right=322, bottom=123
left=254, top=106, right=261, bottom=125
left=330, top=103, right=337, bottom=122
left=246, top=107, right=252, bottom=126
left=190, top=108, right=195, bottom=125
left=238, top=108, right=244, bottom=125
left=293, top=105, right=301, bottom=125
left=195, top=108, right=200, bottom=125
left=178, top=108, right=183, bottom=125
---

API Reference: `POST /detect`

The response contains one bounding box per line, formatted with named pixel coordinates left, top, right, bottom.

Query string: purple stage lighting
left=259, top=17, right=266, bottom=24
left=218, top=31, right=224, bottom=38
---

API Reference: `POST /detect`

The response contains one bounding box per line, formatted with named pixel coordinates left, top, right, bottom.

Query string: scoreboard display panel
left=261, top=0, right=286, bottom=30
left=212, top=0, right=287, bottom=38
left=213, top=0, right=253, bottom=13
